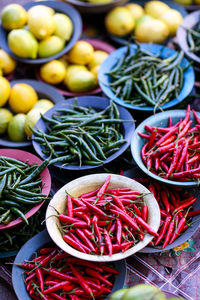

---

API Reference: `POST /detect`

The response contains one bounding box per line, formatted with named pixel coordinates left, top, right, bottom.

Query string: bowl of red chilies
left=131, top=105, right=200, bottom=187
left=12, top=230, right=126, bottom=300
left=46, top=173, right=160, bottom=262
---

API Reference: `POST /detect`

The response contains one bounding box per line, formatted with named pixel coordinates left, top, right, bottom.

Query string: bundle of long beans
left=32, top=101, right=128, bottom=167
left=107, top=44, right=188, bottom=111
left=186, top=16, right=200, bottom=56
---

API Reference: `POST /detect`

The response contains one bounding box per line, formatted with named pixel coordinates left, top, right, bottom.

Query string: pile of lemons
left=0, top=79, right=54, bottom=142
left=105, top=0, right=183, bottom=43
left=0, top=48, right=16, bottom=76
left=39, top=40, right=109, bottom=93
left=1, top=4, right=73, bottom=59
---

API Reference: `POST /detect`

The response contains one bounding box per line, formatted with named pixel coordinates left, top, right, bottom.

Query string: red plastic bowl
left=0, top=149, right=51, bottom=230
left=35, top=39, right=115, bottom=97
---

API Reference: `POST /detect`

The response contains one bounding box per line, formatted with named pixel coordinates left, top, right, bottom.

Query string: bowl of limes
left=36, top=39, right=115, bottom=96
left=0, top=79, right=64, bottom=147
left=0, top=0, right=82, bottom=64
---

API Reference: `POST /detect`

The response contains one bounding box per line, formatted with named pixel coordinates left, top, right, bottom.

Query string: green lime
left=109, top=288, right=129, bottom=300
left=7, top=113, right=26, bottom=142
left=38, top=35, right=65, bottom=58
left=122, top=284, right=167, bottom=300
left=0, top=108, right=13, bottom=134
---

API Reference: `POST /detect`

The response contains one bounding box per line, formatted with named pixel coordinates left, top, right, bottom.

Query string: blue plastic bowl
left=98, top=44, right=195, bottom=112
left=12, top=230, right=126, bottom=300
left=131, top=109, right=200, bottom=187
left=0, top=1, right=82, bottom=64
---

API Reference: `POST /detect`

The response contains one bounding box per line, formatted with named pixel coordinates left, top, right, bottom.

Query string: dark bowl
left=32, top=96, right=135, bottom=171
left=0, top=149, right=51, bottom=230
left=177, top=10, right=200, bottom=65
left=35, top=39, right=115, bottom=97
left=0, top=1, right=82, bottom=64
left=0, top=79, right=65, bottom=148
left=62, top=0, right=128, bottom=14
left=108, top=0, right=188, bottom=46
left=98, top=44, right=195, bottom=112
left=131, top=109, right=200, bottom=187
left=12, top=229, right=126, bottom=300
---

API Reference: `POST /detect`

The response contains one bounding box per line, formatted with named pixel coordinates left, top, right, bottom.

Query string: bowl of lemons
left=0, top=79, right=64, bottom=147
left=105, top=0, right=187, bottom=45
left=0, top=1, right=82, bottom=64
left=36, top=39, right=115, bottom=96
left=63, top=0, right=129, bottom=14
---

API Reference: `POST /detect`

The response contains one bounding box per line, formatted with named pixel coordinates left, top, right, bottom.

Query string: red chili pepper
left=179, top=104, right=190, bottom=130
left=154, top=215, right=171, bottom=246
left=116, top=218, right=122, bottom=245
left=25, top=272, right=36, bottom=282
left=112, top=195, right=126, bottom=212
left=133, top=204, right=142, bottom=217
left=134, top=215, right=158, bottom=237
left=101, top=264, right=120, bottom=274
left=73, top=212, right=91, bottom=226
left=26, top=279, right=33, bottom=291
left=65, top=257, right=103, bottom=273
left=36, top=267, right=44, bottom=292
left=188, top=210, right=200, bottom=217
left=172, top=167, right=200, bottom=178
left=141, top=142, right=148, bottom=164
left=58, top=214, right=86, bottom=224
left=155, top=157, right=160, bottom=170
left=168, top=116, right=173, bottom=127
left=82, top=229, right=95, bottom=242
left=17, top=263, right=35, bottom=270
left=75, top=228, right=96, bottom=252
left=96, top=175, right=111, bottom=199
left=112, top=241, right=133, bottom=253
left=156, top=127, right=177, bottom=147
left=69, top=232, right=91, bottom=253
left=192, top=109, right=200, bottom=124
left=81, top=188, right=99, bottom=198
left=142, top=205, right=148, bottom=222
left=169, top=216, right=186, bottom=245
left=174, top=197, right=197, bottom=212
left=63, top=234, right=87, bottom=253
left=69, top=264, right=93, bottom=296
left=50, top=293, right=68, bottom=300
left=188, top=154, right=200, bottom=165
left=47, top=268, right=77, bottom=282
left=138, top=132, right=151, bottom=139
left=147, top=130, right=157, bottom=150
left=162, top=216, right=178, bottom=248
left=104, top=229, right=113, bottom=256
left=40, top=248, right=55, bottom=255
left=81, top=198, right=105, bottom=216
left=43, top=281, right=70, bottom=294
left=92, top=215, right=102, bottom=245
left=39, top=250, right=57, bottom=267
left=165, top=145, right=181, bottom=178
left=110, top=208, right=140, bottom=231
left=85, top=268, right=113, bottom=287
left=160, top=190, right=170, bottom=214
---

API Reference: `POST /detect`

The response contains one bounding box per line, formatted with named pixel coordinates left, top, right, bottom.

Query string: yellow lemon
left=33, top=99, right=54, bottom=110
left=7, top=113, right=26, bottom=142
left=8, top=29, right=38, bottom=59
left=28, top=11, right=56, bottom=40
left=135, top=19, right=169, bottom=43
left=64, top=64, right=87, bottom=83
left=0, top=49, right=16, bottom=74
left=144, top=1, right=170, bottom=19
left=64, top=69, right=96, bottom=93
left=90, top=65, right=100, bottom=85
left=28, top=5, right=55, bottom=17
left=0, top=69, right=3, bottom=76
left=105, top=7, right=135, bottom=37
left=9, top=83, right=38, bottom=113
left=125, top=4, right=144, bottom=22
left=40, top=60, right=66, bottom=85
left=160, top=9, right=183, bottom=36
left=38, top=36, right=65, bottom=58
left=174, top=0, right=192, bottom=4
left=24, top=107, right=46, bottom=137
left=68, top=41, right=94, bottom=65
left=54, top=13, right=73, bottom=42
left=58, top=55, right=68, bottom=69
left=88, top=50, right=108, bottom=70
left=0, top=77, right=10, bottom=107
left=135, top=14, right=154, bottom=28
left=0, top=108, right=13, bottom=134
left=1, top=4, right=28, bottom=31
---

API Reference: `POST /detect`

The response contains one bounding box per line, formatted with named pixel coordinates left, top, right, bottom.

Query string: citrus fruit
left=40, top=60, right=66, bottom=85
left=144, top=1, right=170, bottom=19
left=135, top=15, right=154, bottom=28
left=174, top=0, right=192, bottom=4
left=125, top=4, right=144, bottom=22
left=28, top=5, right=55, bottom=17
left=88, top=50, right=108, bottom=70
left=58, top=55, right=68, bottom=69
left=121, top=284, right=167, bottom=300
left=90, top=65, right=99, bottom=85
left=109, top=288, right=128, bottom=300
left=0, top=69, right=2, bottom=76
left=24, top=107, right=46, bottom=137
left=28, top=10, right=56, bottom=40
left=105, top=7, right=135, bottom=37
left=67, top=41, right=94, bottom=65
left=64, top=69, right=96, bottom=93
left=9, top=83, right=38, bottom=114
left=0, top=49, right=16, bottom=74
left=168, top=298, right=186, bottom=300
left=0, top=108, right=13, bottom=134
left=8, top=29, right=38, bottom=59
left=64, top=64, right=88, bottom=82
left=160, top=9, right=183, bottom=36
left=135, top=19, right=169, bottom=43
left=38, top=35, right=65, bottom=58
left=1, top=4, right=28, bottom=30
left=54, top=13, right=73, bottom=41
left=33, top=99, right=54, bottom=110
left=0, top=77, right=10, bottom=107
left=7, top=113, right=26, bottom=142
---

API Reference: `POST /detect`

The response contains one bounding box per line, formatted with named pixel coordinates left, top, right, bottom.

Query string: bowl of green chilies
left=177, top=10, right=200, bottom=65
left=31, top=96, right=135, bottom=170
left=0, top=149, right=51, bottom=230
left=98, top=43, right=195, bottom=112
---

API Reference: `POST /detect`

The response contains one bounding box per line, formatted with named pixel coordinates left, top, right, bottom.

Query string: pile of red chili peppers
left=19, top=245, right=119, bottom=299
left=58, top=175, right=158, bottom=256
left=147, top=181, right=198, bottom=248
left=139, top=105, right=200, bottom=181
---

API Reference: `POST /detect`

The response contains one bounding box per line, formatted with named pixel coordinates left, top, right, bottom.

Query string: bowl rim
left=12, top=229, right=127, bottom=300
left=98, top=43, right=195, bottom=111
left=0, top=0, right=82, bottom=64
left=46, top=173, right=160, bottom=262
left=0, top=79, right=65, bottom=148
left=32, top=96, right=135, bottom=170
left=131, top=109, right=200, bottom=187
left=35, top=39, right=116, bottom=97
left=0, top=148, right=51, bottom=230
left=177, top=10, right=200, bottom=65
